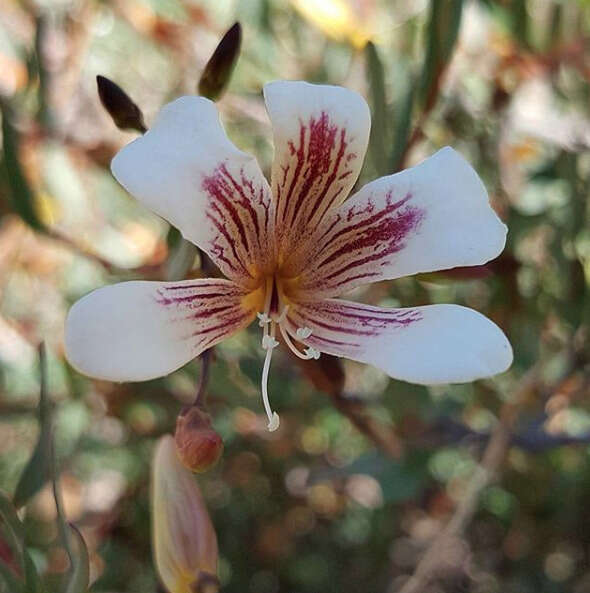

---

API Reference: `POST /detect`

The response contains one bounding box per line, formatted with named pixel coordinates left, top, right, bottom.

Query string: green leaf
left=61, top=525, right=89, bottom=593
left=23, top=553, right=44, bottom=593
left=13, top=346, right=52, bottom=509
left=389, top=72, right=415, bottom=173
left=0, top=491, right=45, bottom=593
left=419, top=0, right=463, bottom=109
left=165, top=239, right=198, bottom=281
left=0, top=101, right=45, bottom=232
left=365, top=42, right=388, bottom=176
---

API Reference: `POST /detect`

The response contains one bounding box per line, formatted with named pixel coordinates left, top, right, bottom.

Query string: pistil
left=257, top=277, right=321, bottom=431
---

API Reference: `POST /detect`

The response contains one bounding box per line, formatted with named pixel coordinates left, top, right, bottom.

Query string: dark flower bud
left=175, top=406, right=224, bottom=473
left=96, top=75, right=147, bottom=133
left=198, top=22, right=242, bottom=101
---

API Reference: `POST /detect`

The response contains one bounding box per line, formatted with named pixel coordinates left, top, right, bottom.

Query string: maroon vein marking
left=206, top=209, right=250, bottom=275
left=203, top=169, right=251, bottom=255
left=317, top=193, right=414, bottom=259
left=277, top=112, right=357, bottom=239
left=163, top=282, right=233, bottom=291
left=220, top=165, right=261, bottom=239
left=192, top=311, right=251, bottom=340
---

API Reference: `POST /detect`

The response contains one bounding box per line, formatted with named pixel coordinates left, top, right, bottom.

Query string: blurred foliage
left=0, top=0, right=590, bottom=592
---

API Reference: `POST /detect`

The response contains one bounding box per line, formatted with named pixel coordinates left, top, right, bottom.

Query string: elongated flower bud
left=175, top=406, right=224, bottom=473
left=152, top=436, right=218, bottom=593
left=198, top=22, right=242, bottom=101
left=96, top=75, right=147, bottom=133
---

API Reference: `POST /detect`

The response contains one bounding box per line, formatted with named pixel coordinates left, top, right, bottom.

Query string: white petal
left=287, top=299, right=513, bottom=384
left=291, top=147, right=507, bottom=297
left=263, top=81, right=370, bottom=259
left=65, top=279, right=258, bottom=381
left=112, top=97, right=274, bottom=288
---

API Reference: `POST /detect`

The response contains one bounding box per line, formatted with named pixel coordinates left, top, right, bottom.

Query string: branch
left=397, top=368, right=539, bottom=593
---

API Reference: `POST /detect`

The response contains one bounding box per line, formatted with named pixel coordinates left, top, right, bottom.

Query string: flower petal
left=286, top=299, right=512, bottom=384
left=65, top=279, right=260, bottom=381
left=263, top=81, right=370, bottom=260
left=111, top=97, right=274, bottom=288
left=289, top=148, right=507, bottom=297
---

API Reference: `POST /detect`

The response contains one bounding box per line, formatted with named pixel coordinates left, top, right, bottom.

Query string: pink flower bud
left=174, top=407, right=224, bottom=473
left=152, top=436, right=218, bottom=593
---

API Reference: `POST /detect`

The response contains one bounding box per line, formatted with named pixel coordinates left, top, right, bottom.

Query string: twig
left=398, top=368, right=539, bottom=593
left=193, top=349, right=213, bottom=407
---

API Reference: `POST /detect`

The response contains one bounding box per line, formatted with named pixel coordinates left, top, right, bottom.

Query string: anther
left=262, top=335, right=279, bottom=350
left=257, top=312, right=271, bottom=326
left=296, top=327, right=312, bottom=340
left=304, top=347, right=320, bottom=360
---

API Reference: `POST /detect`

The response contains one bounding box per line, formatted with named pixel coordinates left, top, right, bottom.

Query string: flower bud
left=96, top=75, right=147, bottom=133
left=174, top=407, right=224, bottom=473
left=198, top=22, right=242, bottom=101
left=152, top=436, right=219, bottom=593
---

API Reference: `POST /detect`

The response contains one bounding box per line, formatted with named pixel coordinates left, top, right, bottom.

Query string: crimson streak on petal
left=274, top=112, right=359, bottom=258
left=292, top=191, right=425, bottom=297
left=154, top=280, right=256, bottom=355
left=286, top=300, right=422, bottom=359
left=201, top=162, right=273, bottom=287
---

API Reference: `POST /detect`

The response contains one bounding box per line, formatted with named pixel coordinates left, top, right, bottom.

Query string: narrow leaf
left=165, top=238, right=198, bottom=281
left=365, top=42, right=388, bottom=176
left=23, top=553, right=45, bottom=593
left=198, top=22, right=242, bottom=101
left=389, top=75, right=415, bottom=173
left=13, top=345, right=52, bottom=509
left=0, top=101, right=45, bottom=232
left=419, top=0, right=463, bottom=110
left=0, top=492, right=45, bottom=593
left=61, top=525, right=89, bottom=593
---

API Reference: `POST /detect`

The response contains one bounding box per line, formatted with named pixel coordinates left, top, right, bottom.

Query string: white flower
left=65, top=81, right=513, bottom=431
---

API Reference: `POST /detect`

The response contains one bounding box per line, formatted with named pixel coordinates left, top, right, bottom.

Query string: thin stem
left=193, top=349, right=212, bottom=407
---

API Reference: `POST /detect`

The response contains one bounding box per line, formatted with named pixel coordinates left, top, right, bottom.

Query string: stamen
left=296, top=327, right=312, bottom=340
left=278, top=322, right=320, bottom=361
left=257, top=312, right=271, bottom=326
left=304, top=347, right=320, bottom=360
left=261, top=324, right=280, bottom=432
left=262, top=334, right=279, bottom=349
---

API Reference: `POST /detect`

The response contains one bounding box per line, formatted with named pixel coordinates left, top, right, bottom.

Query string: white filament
left=261, top=324, right=280, bottom=432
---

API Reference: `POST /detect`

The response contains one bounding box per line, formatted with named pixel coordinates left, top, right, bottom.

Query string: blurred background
left=1, top=0, right=590, bottom=592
